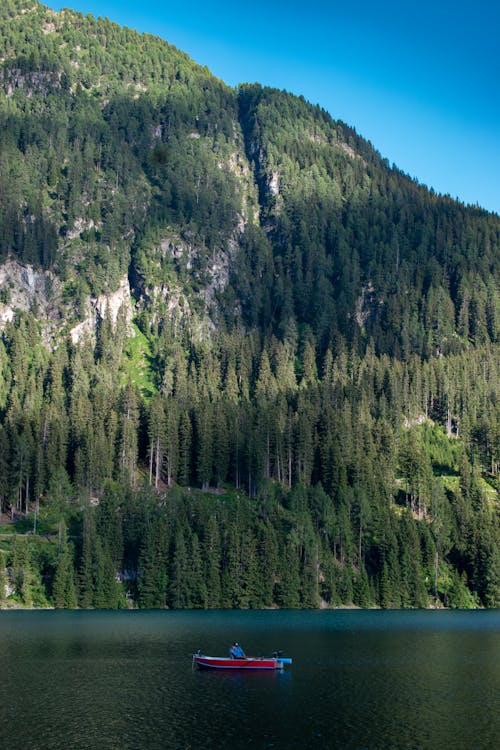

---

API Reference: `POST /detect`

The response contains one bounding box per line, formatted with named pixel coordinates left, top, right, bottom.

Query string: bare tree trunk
left=155, top=436, right=160, bottom=489
left=434, top=551, right=439, bottom=606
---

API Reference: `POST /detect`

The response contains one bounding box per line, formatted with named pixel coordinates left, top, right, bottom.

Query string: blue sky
left=44, top=1, right=499, bottom=214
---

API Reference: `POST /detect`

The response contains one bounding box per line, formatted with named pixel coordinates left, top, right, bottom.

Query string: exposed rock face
left=0, top=68, right=64, bottom=97
left=67, top=311, right=94, bottom=345
left=95, top=274, right=134, bottom=327
left=159, top=235, right=196, bottom=269
left=269, top=171, right=280, bottom=197
left=201, top=237, right=239, bottom=308
left=355, top=282, right=378, bottom=328
left=70, top=274, right=134, bottom=344
left=0, top=259, right=63, bottom=341
left=0, top=260, right=134, bottom=346
left=338, top=141, right=361, bottom=160
left=66, top=218, right=97, bottom=241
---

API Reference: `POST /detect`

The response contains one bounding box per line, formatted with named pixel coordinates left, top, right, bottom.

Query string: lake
left=0, top=610, right=498, bottom=750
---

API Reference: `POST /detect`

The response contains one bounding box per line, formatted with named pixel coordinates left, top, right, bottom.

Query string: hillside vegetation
left=0, top=1, right=498, bottom=609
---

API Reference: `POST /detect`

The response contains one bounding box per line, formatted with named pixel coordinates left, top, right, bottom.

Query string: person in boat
left=229, top=642, right=246, bottom=659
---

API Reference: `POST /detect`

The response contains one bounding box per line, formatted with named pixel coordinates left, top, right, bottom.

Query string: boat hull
left=193, top=655, right=291, bottom=670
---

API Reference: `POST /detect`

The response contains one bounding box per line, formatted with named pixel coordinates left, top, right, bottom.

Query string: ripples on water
left=0, top=610, right=498, bottom=750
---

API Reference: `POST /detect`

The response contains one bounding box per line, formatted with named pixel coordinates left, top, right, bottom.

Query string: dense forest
left=0, top=1, right=498, bottom=610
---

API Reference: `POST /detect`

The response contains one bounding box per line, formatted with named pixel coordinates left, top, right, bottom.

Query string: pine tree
left=177, top=411, right=192, bottom=486
left=169, top=524, right=190, bottom=608
left=276, top=534, right=301, bottom=608
left=12, top=537, right=33, bottom=607
left=196, top=402, right=214, bottom=491
left=53, top=524, right=77, bottom=608
left=189, top=533, right=207, bottom=608
left=203, top=514, right=222, bottom=608
left=352, top=564, right=371, bottom=607
left=148, top=394, right=166, bottom=489
left=137, top=519, right=168, bottom=608
left=0, top=550, right=7, bottom=604
left=92, top=540, right=121, bottom=609
left=79, top=510, right=96, bottom=608
left=117, top=384, right=140, bottom=485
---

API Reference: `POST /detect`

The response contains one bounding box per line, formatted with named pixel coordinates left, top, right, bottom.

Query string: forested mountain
left=0, top=0, right=498, bottom=610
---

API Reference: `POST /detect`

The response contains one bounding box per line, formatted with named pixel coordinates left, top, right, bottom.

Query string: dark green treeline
left=0, top=311, right=498, bottom=609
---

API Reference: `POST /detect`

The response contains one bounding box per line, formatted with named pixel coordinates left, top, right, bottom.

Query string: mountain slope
left=1, top=1, right=498, bottom=354
left=0, top=1, right=498, bottom=610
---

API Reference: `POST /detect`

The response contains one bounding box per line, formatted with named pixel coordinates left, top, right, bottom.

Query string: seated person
left=229, top=642, right=246, bottom=659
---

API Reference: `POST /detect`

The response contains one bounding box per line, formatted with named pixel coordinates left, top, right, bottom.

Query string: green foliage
left=52, top=524, right=77, bottom=608
left=0, top=304, right=498, bottom=609
left=120, top=324, right=156, bottom=398
left=0, top=2, right=498, bottom=611
left=0, top=550, right=7, bottom=604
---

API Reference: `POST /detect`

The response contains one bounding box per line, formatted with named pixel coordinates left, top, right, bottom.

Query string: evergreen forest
left=0, top=1, right=498, bottom=610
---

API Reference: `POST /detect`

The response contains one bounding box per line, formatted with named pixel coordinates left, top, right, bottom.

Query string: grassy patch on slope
left=120, top=323, right=157, bottom=398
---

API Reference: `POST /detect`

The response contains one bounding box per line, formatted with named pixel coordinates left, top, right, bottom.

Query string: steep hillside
left=1, top=1, right=498, bottom=352
left=236, top=85, right=499, bottom=356
left=0, top=1, right=498, bottom=610
left=0, top=0, right=255, bottom=339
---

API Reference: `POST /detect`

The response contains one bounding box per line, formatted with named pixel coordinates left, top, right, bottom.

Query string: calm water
left=0, top=610, right=498, bottom=750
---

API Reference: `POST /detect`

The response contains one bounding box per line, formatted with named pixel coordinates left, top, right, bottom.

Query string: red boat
left=193, top=653, right=292, bottom=670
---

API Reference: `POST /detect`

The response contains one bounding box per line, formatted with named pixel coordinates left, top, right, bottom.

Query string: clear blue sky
left=44, top=0, right=499, bottom=215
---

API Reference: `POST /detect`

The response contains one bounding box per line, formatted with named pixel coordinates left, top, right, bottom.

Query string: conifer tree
left=137, top=519, right=168, bottom=608
left=12, top=537, right=33, bottom=607
left=169, top=524, right=190, bottom=607
left=177, top=411, right=192, bottom=486
left=203, top=514, right=222, bottom=608
left=53, top=524, right=77, bottom=609
left=0, top=551, right=7, bottom=605
left=117, top=384, right=140, bottom=485
left=79, top=510, right=96, bottom=609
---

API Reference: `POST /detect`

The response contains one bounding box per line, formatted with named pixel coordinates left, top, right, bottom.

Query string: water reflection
left=0, top=610, right=498, bottom=750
